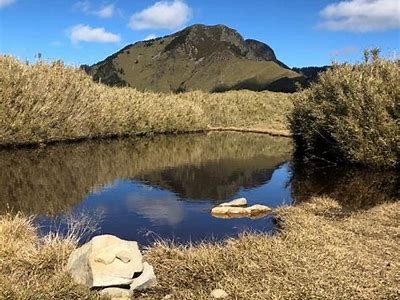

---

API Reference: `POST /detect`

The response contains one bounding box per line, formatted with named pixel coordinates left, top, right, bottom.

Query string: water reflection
left=137, top=159, right=278, bottom=201
left=0, top=132, right=292, bottom=215
left=1, top=132, right=397, bottom=245
left=46, top=163, right=291, bottom=245
left=125, top=184, right=185, bottom=226
left=290, top=161, right=399, bottom=209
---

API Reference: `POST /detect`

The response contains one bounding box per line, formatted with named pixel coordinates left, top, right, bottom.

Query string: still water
left=0, top=133, right=397, bottom=245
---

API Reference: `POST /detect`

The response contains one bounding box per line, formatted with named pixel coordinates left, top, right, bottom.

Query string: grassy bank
left=144, top=198, right=400, bottom=299
left=0, top=56, right=292, bottom=147
left=0, top=213, right=98, bottom=300
left=1, top=197, right=399, bottom=299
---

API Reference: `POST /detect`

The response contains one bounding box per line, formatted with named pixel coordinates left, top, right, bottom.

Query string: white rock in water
left=211, top=206, right=247, bottom=215
left=211, top=204, right=272, bottom=219
left=67, top=234, right=144, bottom=288
left=210, top=288, right=229, bottom=298
left=247, top=204, right=272, bottom=216
left=218, top=197, right=247, bottom=207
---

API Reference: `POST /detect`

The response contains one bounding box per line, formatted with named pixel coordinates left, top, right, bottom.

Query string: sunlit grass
left=0, top=56, right=292, bottom=146
left=143, top=197, right=400, bottom=299
left=0, top=213, right=100, bottom=300
left=1, top=198, right=399, bottom=299
left=290, top=50, right=399, bottom=168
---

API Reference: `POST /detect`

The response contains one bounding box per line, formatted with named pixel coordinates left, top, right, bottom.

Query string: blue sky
left=0, top=0, right=399, bottom=67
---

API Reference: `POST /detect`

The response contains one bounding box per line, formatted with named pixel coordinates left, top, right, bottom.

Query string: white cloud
left=95, top=4, right=115, bottom=18
left=73, top=0, right=90, bottom=13
left=143, top=34, right=157, bottom=40
left=125, top=193, right=184, bottom=226
left=129, top=0, right=192, bottom=30
left=318, top=0, right=400, bottom=32
left=0, top=0, right=16, bottom=9
left=330, top=46, right=359, bottom=56
left=69, top=24, right=121, bottom=44
left=74, top=1, right=116, bottom=18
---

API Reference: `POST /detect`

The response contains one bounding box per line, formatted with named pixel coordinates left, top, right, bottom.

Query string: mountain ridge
left=83, top=24, right=305, bottom=93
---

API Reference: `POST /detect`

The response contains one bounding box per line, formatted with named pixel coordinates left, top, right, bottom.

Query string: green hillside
left=84, top=24, right=304, bottom=93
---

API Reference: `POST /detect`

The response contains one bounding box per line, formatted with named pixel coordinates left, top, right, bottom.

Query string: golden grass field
left=0, top=56, right=292, bottom=147
left=1, top=197, right=399, bottom=300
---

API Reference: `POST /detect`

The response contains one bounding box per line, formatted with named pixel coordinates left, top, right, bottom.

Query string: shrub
left=289, top=49, right=399, bottom=168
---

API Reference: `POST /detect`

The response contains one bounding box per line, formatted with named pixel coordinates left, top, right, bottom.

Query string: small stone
left=210, top=288, right=228, bottom=298
left=218, top=197, right=247, bottom=207
left=99, top=287, right=132, bottom=300
left=163, top=295, right=173, bottom=299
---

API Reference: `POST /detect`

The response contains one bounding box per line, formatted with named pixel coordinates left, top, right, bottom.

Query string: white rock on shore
left=67, top=234, right=156, bottom=299
left=130, top=262, right=157, bottom=290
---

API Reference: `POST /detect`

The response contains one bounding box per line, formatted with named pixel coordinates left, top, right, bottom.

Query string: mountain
left=292, top=66, right=330, bottom=86
left=83, top=24, right=305, bottom=93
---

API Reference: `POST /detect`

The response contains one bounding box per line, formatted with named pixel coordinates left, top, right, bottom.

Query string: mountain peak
left=165, top=24, right=276, bottom=62
left=85, top=24, right=303, bottom=93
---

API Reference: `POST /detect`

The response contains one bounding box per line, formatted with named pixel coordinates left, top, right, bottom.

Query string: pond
left=0, top=132, right=397, bottom=246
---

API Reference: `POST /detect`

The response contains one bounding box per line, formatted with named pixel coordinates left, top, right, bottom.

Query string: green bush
left=289, top=50, right=399, bottom=168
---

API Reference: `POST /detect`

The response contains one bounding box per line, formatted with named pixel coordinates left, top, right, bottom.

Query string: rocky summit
left=83, top=24, right=304, bottom=93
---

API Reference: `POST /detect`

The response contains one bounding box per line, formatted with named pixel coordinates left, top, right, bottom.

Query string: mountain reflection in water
left=1, top=132, right=397, bottom=245
left=0, top=133, right=292, bottom=215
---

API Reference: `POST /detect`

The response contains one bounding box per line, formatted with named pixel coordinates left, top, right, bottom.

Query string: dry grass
left=0, top=56, right=292, bottom=147
left=199, top=90, right=292, bottom=133
left=290, top=50, right=399, bottom=168
left=0, top=213, right=100, bottom=300
left=1, top=198, right=399, bottom=300
left=142, top=197, right=400, bottom=300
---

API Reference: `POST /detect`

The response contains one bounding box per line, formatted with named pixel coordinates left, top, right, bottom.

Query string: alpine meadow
left=1, top=1, right=399, bottom=300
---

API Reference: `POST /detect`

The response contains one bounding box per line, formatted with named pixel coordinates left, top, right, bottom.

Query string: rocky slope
left=83, top=24, right=304, bottom=93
